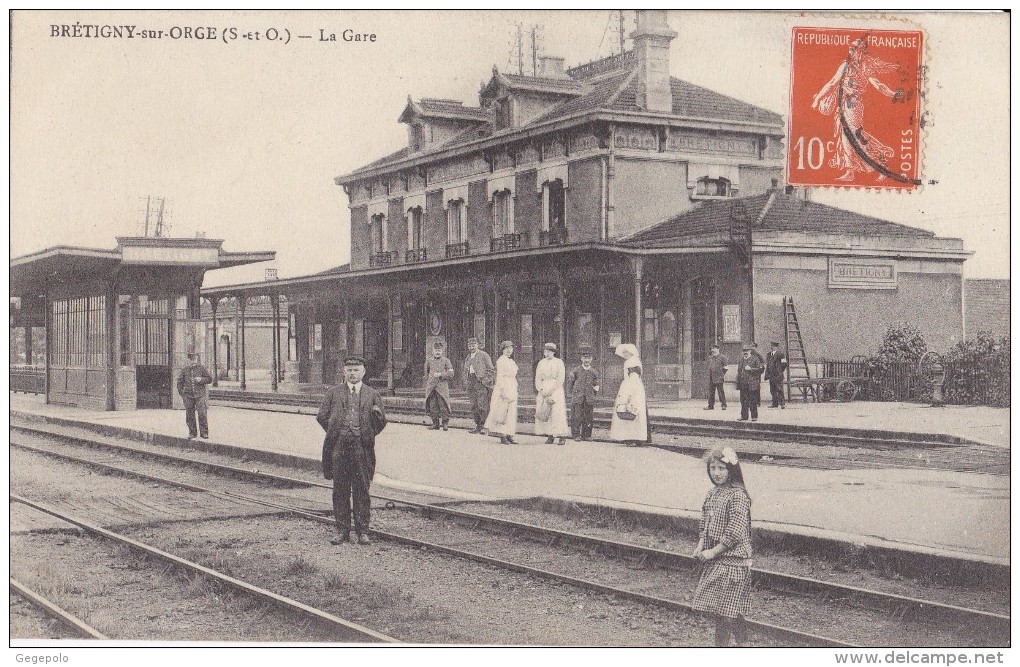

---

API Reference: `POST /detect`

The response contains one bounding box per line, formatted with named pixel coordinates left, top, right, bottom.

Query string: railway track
left=10, top=578, right=109, bottom=640
left=11, top=421, right=1009, bottom=647
left=10, top=494, right=398, bottom=643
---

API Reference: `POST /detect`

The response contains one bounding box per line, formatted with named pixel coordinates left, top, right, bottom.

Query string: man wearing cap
left=764, top=341, right=788, bottom=409
left=317, top=355, right=388, bottom=546
left=424, top=342, right=454, bottom=430
left=736, top=345, right=765, bottom=422
left=176, top=352, right=213, bottom=440
left=463, top=337, right=496, bottom=434
left=705, top=344, right=728, bottom=411
left=535, top=342, right=570, bottom=445
left=567, top=347, right=600, bottom=441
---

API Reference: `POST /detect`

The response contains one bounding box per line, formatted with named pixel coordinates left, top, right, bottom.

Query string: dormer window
left=688, top=163, right=740, bottom=200
left=371, top=213, right=388, bottom=252
left=411, top=124, right=425, bottom=151
left=494, top=98, right=513, bottom=130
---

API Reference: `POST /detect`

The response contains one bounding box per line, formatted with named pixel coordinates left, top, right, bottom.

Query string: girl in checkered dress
left=691, top=446, right=753, bottom=647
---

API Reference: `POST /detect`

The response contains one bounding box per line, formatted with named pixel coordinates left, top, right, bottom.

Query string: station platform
left=9, top=392, right=1010, bottom=565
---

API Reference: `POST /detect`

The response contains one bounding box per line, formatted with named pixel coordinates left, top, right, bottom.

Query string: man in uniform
left=424, top=342, right=454, bottom=430
left=567, top=347, right=600, bottom=440
left=764, top=341, right=788, bottom=409
left=176, top=352, right=213, bottom=439
left=705, top=344, right=728, bottom=410
left=317, top=356, right=387, bottom=545
left=463, top=337, right=495, bottom=434
left=736, top=344, right=765, bottom=422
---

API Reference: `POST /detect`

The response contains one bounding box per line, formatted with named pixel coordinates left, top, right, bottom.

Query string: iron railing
left=490, top=233, right=526, bottom=252
left=405, top=247, right=427, bottom=264
left=539, top=227, right=568, bottom=246
left=445, top=241, right=470, bottom=258
left=369, top=251, right=400, bottom=268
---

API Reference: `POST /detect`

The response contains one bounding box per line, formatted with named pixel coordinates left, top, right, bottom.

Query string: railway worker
left=567, top=346, right=600, bottom=441
left=692, top=446, right=753, bottom=647
left=764, top=341, right=788, bottom=409
left=317, top=355, right=388, bottom=546
left=463, top=337, right=496, bottom=435
left=424, top=342, right=454, bottom=431
left=176, top=352, right=213, bottom=440
left=484, top=340, right=519, bottom=445
left=736, top=344, right=765, bottom=422
left=705, top=344, right=729, bottom=411
left=609, top=344, right=650, bottom=446
left=534, top=342, right=570, bottom=445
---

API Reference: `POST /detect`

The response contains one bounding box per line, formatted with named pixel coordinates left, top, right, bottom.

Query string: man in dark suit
left=463, top=337, right=495, bottom=434
left=317, top=355, right=387, bottom=546
left=764, top=341, right=788, bottom=409
left=176, top=352, right=213, bottom=439
left=567, top=346, right=600, bottom=440
left=736, top=344, right=765, bottom=422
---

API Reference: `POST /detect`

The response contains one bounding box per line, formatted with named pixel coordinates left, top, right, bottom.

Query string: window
left=494, top=98, right=513, bottom=130
left=411, top=124, right=425, bottom=151
left=371, top=213, right=388, bottom=252
left=541, top=179, right=566, bottom=231
left=492, top=190, right=513, bottom=236
left=696, top=177, right=732, bottom=198
left=406, top=207, right=424, bottom=249
left=447, top=200, right=466, bottom=243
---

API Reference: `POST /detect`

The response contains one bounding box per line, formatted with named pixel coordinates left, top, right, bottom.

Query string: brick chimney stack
left=539, top=56, right=568, bottom=79
left=630, top=10, right=677, bottom=113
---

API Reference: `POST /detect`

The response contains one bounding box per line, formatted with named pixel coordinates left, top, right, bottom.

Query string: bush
left=861, top=326, right=930, bottom=402
left=944, top=332, right=1010, bottom=407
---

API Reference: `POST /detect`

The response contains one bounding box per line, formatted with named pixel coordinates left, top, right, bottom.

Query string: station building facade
left=203, top=11, right=969, bottom=400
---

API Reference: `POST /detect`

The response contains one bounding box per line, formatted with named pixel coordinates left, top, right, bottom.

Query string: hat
left=187, top=351, right=198, bottom=360
left=614, top=343, right=639, bottom=359
left=467, top=337, right=479, bottom=346
left=771, top=341, right=781, bottom=347
left=578, top=346, right=594, bottom=357
left=742, top=344, right=753, bottom=351
left=499, top=340, right=514, bottom=351
left=343, top=355, right=366, bottom=366
left=543, top=342, right=558, bottom=352
left=433, top=341, right=444, bottom=350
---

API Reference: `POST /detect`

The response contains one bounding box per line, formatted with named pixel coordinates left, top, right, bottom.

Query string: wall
left=466, top=179, right=490, bottom=252
left=739, top=165, right=784, bottom=195
left=566, top=158, right=602, bottom=242
left=349, top=205, right=370, bottom=270
left=514, top=170, right=540, bottom=243
left=754, top=256, right=965, bottom=361
left=424, top=190, right=447, bottom=259
left=964, top=279, right=1010, bottom=338
left=612, top=158, right=687, bottom=239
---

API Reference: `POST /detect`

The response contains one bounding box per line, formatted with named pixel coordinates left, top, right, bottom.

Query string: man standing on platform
left=567, top=347, right=600, bottom=440
left=317, top=356, right=387, bottom=546
left=463, top=337, right=495, bottom=434
left=176, top=352, right=212, bottom=440
left=764, top=341, right=788, bottom=409
left=736, top=344, right=765, bottom=422
left=705, top=344, right=728, bottom=411
left=424, top=342, right=454, bottom=430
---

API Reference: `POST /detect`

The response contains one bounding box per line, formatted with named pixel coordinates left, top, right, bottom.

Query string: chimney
left=630, top=10, right=677, bottom=113
left=538, top=55, right=567, bottom=78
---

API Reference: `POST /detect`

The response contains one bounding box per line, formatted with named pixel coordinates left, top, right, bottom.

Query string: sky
left=9, top=10, right=1010, bottom=286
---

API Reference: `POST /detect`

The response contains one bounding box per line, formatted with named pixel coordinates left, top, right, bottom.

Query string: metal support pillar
left=105, top=287, right=117, bottom=411
left=632, top=256, right=643, bottom=347
left=270, top=293, right=279, bottom=392
left=239, top=295, right=247, bottom=391
left=210, top=297, right=219, bottom=387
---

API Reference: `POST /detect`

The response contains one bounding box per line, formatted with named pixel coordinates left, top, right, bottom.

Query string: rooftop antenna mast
left=140, top=195, right=172, bottom=238
left=517, top=23, right=524, bottom=75
left=618, top=10, right=626, bottom=54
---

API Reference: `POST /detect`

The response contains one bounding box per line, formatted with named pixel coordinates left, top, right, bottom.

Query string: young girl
left=691, top=446, right=753, bottom=647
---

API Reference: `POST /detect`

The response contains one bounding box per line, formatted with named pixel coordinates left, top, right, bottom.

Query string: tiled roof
left=417, top=98, right=490, bottom=121
left=609, top=77, right=784, bottom=125
left=312, top=262, right=352, bottom=276
left=622, top=192, right=937, bottom=248
left=532, top=69, right=636, bottom=124
left=500, top=72, right=585, bottom=94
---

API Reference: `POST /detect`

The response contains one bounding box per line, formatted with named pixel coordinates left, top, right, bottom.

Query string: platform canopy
left=10, top=237, right=275, bottom=296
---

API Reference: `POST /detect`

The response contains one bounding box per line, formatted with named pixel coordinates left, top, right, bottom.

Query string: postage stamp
left=787, top=27, right=924, bottom=190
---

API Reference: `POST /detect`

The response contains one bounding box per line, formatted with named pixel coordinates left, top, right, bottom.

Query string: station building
left=10, top=237, right=274, bottom=410
left=201, top=11, right=969, bottom=400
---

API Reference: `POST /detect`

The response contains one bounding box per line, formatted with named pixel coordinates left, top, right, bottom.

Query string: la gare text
left=50, top=24, right=377, bottom=43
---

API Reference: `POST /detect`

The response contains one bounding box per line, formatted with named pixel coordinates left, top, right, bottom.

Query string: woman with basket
left=609, top=343, right=650, bottom=446
left=485, top=340, right=520, bottom=445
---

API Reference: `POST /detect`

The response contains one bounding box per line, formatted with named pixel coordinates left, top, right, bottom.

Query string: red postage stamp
left=787, top=27, right=924, bottom=190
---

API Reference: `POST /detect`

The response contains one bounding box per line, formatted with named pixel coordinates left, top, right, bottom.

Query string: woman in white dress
left=609, top=343, right=650, bottom=446
left=484, top=340, right=519, bottom=444
left=534, top=342, right=570, bottom=445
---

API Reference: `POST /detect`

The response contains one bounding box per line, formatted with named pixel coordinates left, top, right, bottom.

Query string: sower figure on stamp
left=568, top=346, right=599, bottom=441
left=317, top=355, right=387, bottom=546
left=424, top=342, right=454, bottom=431
left=764, top=341, right=788, bottom=409
left=736, top=344, right=764, bottom=422
left=176, top=352, right=212, bottom=440
left=705, top=344, right=728, bottom=411
left=463, top=337, right=495, bottom=434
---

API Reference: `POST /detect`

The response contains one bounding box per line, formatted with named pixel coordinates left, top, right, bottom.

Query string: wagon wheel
left=835, top=379, right=858, bottom=402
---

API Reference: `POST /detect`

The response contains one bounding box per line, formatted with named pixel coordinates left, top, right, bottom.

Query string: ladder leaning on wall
left=784, top=296, right=815, bottom=402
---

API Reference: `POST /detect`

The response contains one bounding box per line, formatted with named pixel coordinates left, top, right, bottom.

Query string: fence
left=821, top=357, right=1009, bottom=407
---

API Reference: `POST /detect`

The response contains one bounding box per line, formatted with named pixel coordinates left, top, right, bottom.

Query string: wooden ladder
left=784, top=296, right=815, bottom=402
